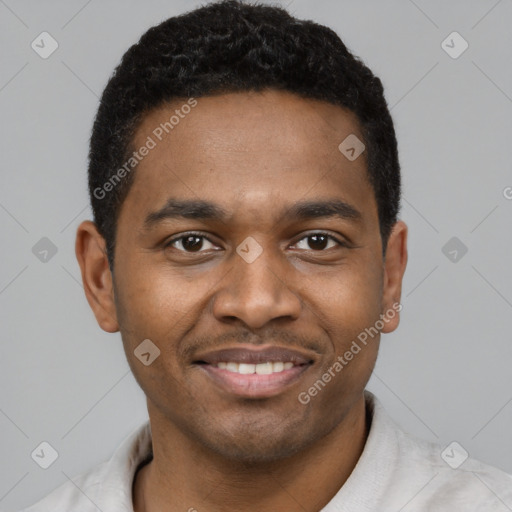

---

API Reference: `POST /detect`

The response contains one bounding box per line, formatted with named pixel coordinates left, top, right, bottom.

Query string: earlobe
left=381, top=220, right=408, bottom=334
left=75, top=220, right=119, bottom=333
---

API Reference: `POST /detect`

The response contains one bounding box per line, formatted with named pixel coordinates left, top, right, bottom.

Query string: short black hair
left=88, top=0, right=401, bottom=270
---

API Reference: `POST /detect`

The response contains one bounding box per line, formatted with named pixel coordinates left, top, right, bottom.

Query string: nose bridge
left=236, top=248, right=281, bottom=298
left=212, top=239, right=301, bottom=328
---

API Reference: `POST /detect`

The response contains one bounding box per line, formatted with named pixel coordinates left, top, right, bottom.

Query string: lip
left=193, top=344, right=315, bottom=399
left=194, top=345, right=314, bottom=366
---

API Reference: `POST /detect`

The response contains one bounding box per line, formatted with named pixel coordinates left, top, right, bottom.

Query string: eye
left=293, top=232, right=344, bottom=251
left=165, top=233, right=218, bottom=253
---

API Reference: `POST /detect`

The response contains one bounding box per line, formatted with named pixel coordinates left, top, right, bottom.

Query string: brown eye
left=181, top=235, right=204, bottom=252
left=166, top=233, right=217, bottom=252
left=307, top=234, right=328, bottom=250
left=294, top=233, right=341, bottom=251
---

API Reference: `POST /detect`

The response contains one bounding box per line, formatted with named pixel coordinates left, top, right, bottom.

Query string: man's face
left=102, top=90, right=403, bottom=461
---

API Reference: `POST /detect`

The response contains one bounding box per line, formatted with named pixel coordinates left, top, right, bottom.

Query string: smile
left=215, top=361, right=294, bottom=374
left=193, top=345, right=315, bottom=398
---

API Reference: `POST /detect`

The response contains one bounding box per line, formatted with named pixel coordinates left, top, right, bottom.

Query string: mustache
left=178, top=328, right=324, bottom=360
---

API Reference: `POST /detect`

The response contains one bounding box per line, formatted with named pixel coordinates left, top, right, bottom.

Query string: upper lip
left=193, top=345, right=315, bottom=366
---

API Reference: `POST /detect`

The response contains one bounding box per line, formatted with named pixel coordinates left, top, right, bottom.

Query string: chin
left=195, top=418, right=319, bottom=464
left=207, top=438, right=306, bottom=464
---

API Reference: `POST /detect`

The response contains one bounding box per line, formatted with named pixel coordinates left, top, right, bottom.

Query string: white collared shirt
left=20, top=391, right=512, bottom=511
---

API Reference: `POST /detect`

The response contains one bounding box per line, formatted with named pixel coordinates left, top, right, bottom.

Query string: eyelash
left=164, top=231, right=347, bottom=252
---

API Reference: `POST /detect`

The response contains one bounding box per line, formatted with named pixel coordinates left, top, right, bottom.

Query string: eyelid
left=290, top=231, right=347, bottom=249
left=164, top=230, right=348, bottom=253
left=165, top=231, right=219, bottom=251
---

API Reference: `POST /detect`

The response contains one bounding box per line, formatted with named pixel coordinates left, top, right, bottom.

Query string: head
left=76, top=0, right=407, bottom=462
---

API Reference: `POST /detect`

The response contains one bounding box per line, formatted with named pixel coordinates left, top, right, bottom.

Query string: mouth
left=193, top=345, right=315, bottom=399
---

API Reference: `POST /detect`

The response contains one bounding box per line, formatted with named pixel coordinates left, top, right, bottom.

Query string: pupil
left=309, top=234, right=327, bottom=250
left=183, top=236, right=203, bottom=251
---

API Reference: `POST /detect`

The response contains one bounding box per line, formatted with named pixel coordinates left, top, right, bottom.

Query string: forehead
left=122, top=90, right=376, bottom=226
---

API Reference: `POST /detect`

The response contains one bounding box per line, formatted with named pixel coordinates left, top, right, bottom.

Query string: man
left=21, top=1, right=512, bottom=510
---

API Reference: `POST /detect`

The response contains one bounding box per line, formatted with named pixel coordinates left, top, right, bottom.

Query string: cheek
left=114, top=259, right=216, bottom=363
left=113, top=263, right=198, bottom=409
left=116, top=260, right=185, bottom=321
left=302, top=262, right=383, bottom=406
left=305, top=253, right=383, bottom=337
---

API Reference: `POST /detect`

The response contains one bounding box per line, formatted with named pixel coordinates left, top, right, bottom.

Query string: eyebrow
left=143, top=199, right=229, bottom=230
left=281, top=199, right=362, bottom=224
left=142, top=197, right=362, bottom=231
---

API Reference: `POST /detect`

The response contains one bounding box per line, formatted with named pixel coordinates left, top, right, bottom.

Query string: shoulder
left=392, top=422, right=512, bottom=510
left=17, top=421, right=152, bottom=512
left=362, top=392, right=512, bottom=511
left=17, top=463, right=107, bottom=512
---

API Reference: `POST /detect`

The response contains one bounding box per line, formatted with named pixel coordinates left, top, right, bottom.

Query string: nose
left=212, top=245, right=302, bottom=329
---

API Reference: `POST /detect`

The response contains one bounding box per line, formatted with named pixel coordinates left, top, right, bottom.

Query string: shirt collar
left=94, top=390, right=394, bottom=511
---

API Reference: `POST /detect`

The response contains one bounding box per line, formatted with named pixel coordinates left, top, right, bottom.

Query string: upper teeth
left=216, top=362, right=294, bottom=374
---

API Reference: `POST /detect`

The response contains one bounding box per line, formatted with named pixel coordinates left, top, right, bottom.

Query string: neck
left=133, top=395, right=370, bottom=512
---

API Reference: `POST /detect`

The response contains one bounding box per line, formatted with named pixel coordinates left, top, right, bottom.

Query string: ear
left=380, top=220, right=408, bottom=333
left=75, top=220, right=119, bottom=333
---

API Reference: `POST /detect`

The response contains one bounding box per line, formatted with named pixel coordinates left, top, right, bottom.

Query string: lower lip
left=197, top=364, right=311, bottom=398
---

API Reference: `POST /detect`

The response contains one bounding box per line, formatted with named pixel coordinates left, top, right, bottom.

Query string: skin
left=75, top=89, right=407, bottom=512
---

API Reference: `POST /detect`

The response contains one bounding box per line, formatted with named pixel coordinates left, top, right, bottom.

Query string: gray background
left=1, top=0, right=511, bottom=509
